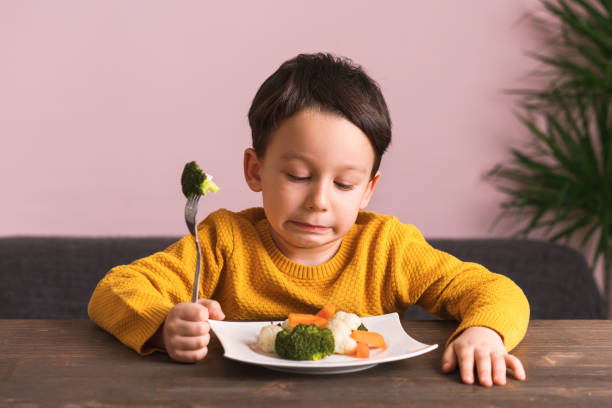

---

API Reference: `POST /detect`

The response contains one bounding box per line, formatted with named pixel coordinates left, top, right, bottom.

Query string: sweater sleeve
left=393, top=224, right=530, bottom=352
left=87, top=209, right=233, bottom=355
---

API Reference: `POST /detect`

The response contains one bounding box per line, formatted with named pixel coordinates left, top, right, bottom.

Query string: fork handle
left=191, top=227, right=202, bottom=303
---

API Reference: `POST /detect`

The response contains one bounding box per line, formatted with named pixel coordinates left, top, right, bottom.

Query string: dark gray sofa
left=0, top=236, right=603, bottom=319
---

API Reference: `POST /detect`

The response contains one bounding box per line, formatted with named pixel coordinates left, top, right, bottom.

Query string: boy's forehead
left=264, top=108, right=376, bottom=169
left=280, top=150, right=370, bottom=174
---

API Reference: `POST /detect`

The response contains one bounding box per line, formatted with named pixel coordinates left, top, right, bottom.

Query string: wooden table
left=1, top=320, right=611, bottom=407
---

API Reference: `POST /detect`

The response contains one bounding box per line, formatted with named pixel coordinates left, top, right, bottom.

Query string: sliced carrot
left=350, top=330, right=386, bottom=348
left=354, top=341, right=370, bottom=358
left=288, top=313, right=328, bottom=328
left=315, top=304, right=336, bottom=319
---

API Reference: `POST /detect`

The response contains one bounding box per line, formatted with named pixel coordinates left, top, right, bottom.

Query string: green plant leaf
left=549, top=212, right=596, bottom=242
left=516, top=113, right=582, bottom=178
left=544, top=0, right=612, bottom=53
left=573, top=0, right=612, bottom=35
left=581, top=217, right=604, bottom=246
left=530, top=52, right=603, bottom=82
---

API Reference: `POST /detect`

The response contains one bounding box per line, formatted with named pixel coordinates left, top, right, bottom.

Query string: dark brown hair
left=247, top=53, right=392, bottom=178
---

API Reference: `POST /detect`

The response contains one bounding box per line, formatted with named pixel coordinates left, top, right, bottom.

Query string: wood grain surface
left=1, top=319, right=611, bottom=407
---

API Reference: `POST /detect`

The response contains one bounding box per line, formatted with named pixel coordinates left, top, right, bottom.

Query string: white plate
left=209, top=312, right=438, bottom=375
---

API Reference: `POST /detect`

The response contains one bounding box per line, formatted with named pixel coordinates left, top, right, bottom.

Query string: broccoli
left=275, top=324, right=335, bottom=361
left=358, top=323, right=368, bottom=331
left=181, top=161, right=219, bottom=198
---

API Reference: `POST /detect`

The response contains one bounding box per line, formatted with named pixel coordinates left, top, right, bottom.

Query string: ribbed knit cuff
left=131, top=301, right=175, bottom=356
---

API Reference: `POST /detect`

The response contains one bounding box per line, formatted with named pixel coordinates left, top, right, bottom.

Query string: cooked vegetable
left=350, top=329, right=386, bottom=348
left=326, top=310, right=362, bottom=355
left=329, top=311, right=361, bottom=331
left=288, top=313, right=328, bottom=328
left=181, top=161, right=219, bottom=198
left=258, top=324, right=284, bottom=353
left=354, top=341, right=370, bottom=358
left=256, top=305, right=386, bottom=361
left=327, top=318, right=358, bottom=355
left=315, top=304, right=336, bottom=319
left=274, top=323, right=335, bottom=361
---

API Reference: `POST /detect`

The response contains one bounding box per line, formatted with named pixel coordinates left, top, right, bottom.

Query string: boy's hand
left=442, top=326, right=526, bottom=386
left=158, top=299, right=225, bottom=363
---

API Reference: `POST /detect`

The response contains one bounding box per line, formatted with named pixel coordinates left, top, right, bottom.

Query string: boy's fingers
left=174, top=320, right=209, bottom=337
left=457, top=346, right=475, bottom=384
left=171, top=333, right=211, bottom=351
left=474, top=349, right=492, bottom=387
left=171, top=346, right=209, bottom=363
left=491, top=352, right=507, bottom=385
left=505, top=354, right=526, bottom=381
left=198, top=299, right=225, bottom=320
left=441, top=344, right=457, bottom=372
left=178, top=303, right=209, bottom=322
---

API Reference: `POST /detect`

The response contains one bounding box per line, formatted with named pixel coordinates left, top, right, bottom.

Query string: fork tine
left=184, top=194, right=201, bottom=236
left=189, top=194, right=200, bottom=206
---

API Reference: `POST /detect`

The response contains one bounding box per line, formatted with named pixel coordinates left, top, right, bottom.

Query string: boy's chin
left=271, top=224, right=344, bottom=251
left=283, top=234, right=342, bottom=250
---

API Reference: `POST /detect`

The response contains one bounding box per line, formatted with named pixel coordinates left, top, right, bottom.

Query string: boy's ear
left=359, top=171, right=381, bottom=210
left=243, top=148, right=263, bottom=192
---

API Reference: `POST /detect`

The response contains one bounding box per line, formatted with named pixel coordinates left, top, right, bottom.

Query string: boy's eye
left=286, top=173, right=310, bottom=182
left=335, top=181, right=354, bottom=191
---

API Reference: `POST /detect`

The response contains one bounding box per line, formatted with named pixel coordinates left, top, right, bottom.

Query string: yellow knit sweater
left=88, top=207, right=529, bottom=356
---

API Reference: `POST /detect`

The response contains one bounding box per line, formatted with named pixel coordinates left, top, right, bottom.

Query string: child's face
left=244, top=108, right=380, bottom=264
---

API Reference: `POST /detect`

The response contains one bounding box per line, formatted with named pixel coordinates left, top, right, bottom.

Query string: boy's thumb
left=198, top=299, right=225, bottom=320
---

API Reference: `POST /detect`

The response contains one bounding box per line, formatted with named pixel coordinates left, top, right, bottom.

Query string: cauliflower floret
left=280, top=318, right=291, bottom=330
left=258, top=324, right=283, bottom=354
left=329, top=311, right=362, bottom=331
left=327, top=319, right=358, bottom=355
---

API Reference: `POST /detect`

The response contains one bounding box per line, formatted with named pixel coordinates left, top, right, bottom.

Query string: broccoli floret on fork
left=181, top=161, right=219, bottom=198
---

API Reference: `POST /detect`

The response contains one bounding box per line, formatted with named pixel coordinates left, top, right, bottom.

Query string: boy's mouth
left=289, top=221, right=330, bottom=232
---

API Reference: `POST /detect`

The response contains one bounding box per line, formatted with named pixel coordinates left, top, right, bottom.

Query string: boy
left=89, top=53, right=529, bottom=387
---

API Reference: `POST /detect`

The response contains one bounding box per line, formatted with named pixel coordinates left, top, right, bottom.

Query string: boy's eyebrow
left=281, top=152, right=314, bottom=162
left=281, top=152, right=368, bottom=174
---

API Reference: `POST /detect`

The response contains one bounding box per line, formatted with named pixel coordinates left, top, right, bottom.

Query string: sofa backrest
left=430, top=238, right=603, bottom=319
left=0, top=236, right=603, bottom=319
left=1, top=237, right=177, bottom=319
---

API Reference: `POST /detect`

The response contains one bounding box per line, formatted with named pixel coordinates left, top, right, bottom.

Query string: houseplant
left=487, top=0, right=611, bottom=316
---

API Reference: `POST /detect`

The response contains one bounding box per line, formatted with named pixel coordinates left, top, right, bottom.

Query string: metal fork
left=184, top=194, right=202, bottom=303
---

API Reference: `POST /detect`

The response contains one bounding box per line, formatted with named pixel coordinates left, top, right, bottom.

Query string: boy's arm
left=395, top=227, right=530, bottom=352
left=419, top=260, right=530, bottom=351
left=88, top=212, right=231, bottom=355
left=88, top=254, right=183, bottom=355
left=400, top=236, right=529, bottom=386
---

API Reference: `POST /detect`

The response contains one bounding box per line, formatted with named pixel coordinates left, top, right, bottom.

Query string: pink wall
left=1, top=0, right=537, bottom=238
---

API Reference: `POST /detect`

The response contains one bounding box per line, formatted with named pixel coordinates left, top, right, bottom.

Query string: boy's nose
left=306, top=182, right=329, bottom=211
